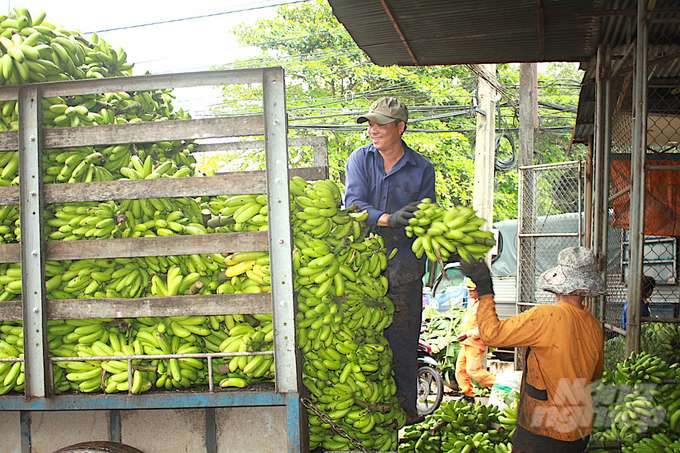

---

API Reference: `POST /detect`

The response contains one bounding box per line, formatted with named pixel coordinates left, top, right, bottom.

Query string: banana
left=219, top=377, right=248, bottom=388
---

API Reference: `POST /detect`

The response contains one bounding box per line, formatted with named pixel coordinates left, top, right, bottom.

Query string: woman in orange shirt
left=455, top=278, right=496, bottom=403
left=460, top=247, right=605, bottom=453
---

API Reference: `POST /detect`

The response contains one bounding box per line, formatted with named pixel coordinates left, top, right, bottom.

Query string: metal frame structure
left=0, top=68, right=311, bottom=452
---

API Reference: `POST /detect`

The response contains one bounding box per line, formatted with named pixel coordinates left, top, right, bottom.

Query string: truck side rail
left=0, top=69, right=302, bottom=422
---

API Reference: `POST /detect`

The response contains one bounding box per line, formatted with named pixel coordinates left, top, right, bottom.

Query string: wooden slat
left=0, top=116, right=266, bottom=152
left=0, top=231, right=269, bottom=263
left=44, top=116, right=265, bottom=149
left=0, top=131, right=17, bottom=152
left=0, top=69, right=269, bottom=102
left=0, top=167, right=327, bottom=205
left=0, top=293, right=272, bottom=321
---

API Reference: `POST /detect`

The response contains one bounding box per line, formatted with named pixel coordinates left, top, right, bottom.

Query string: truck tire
left=52, top=441, right=145, bottom=453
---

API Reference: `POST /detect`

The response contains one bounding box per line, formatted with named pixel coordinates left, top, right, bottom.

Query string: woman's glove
left=387, top=201, right=420, bottom=228
left=459, top=258, right=494, bottom=297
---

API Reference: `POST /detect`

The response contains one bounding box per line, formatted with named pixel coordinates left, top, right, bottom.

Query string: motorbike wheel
left=416, top=365, right=444, bottom=415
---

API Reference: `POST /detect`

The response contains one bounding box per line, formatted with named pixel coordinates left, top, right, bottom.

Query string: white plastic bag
left=488, top=369, right=522, bottom=409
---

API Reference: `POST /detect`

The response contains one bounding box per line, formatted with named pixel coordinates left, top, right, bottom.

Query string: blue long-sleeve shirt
left=345, top=141, right=436, bottom=286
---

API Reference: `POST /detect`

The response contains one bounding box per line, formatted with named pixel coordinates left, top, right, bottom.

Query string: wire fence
left=602, top=29, right=680, bottom=368
left=516, top=161, right=584, bottom=369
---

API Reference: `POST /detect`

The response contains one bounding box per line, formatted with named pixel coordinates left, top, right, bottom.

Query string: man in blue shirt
left=345, top=97, right=436, bottom=424
left=622, top=275, right=655, bottom=330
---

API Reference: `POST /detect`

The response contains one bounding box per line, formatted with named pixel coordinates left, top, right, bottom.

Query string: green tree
left=205, top=0, right=584, bottom=222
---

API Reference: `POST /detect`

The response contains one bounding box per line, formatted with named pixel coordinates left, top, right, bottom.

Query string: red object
left=611, top=155, right=680, bottom=236
left=418, top=337, right=432, bottom=353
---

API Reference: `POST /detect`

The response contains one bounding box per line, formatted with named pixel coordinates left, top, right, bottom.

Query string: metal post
left=599, top=45, right=613, bottom=325
left=262, top=67, right=304, bottom=453
left=592, top=45, right=605, bottom=258
left=626, top=0, right=648, bottom=356
left=109, top=410, right=121, bottom=443
left=20, top=411, right=30, bottom=453
left=205, top=408, right=217, bottom=453
left=18, top=85, right=49, bottom=398
left=262, top=67, right=297, bottom=392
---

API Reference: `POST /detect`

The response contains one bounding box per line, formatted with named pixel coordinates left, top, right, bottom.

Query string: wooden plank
left=46, top=293, right=273, bottom=320
left=0, top=231, right=269, bottom=263
left=0, top=68, right=268, bottom=102
left=0, top=301, right=20, bottom=320
left=0, top=131, right=17, bottom=152
left=290, top=166, right=326, bottom=181
left=43, top=172, right=267, bottom=204
left=0, top=293, right=272, bottom=321
left=0, top=116, right=265, bottom=152
left=43, top=116, right=265, bottom=149
left=0, top=243, right=19, bottom=263
left=0, top=168, right=326, bottom=205
left=45, top=231, right=270, bottom=261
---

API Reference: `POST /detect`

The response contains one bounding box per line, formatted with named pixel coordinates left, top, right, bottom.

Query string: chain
left=300, top=397, right=371, bottom=453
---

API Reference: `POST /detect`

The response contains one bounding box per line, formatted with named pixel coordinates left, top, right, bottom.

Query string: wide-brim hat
left=356, top=97, right=408, bottom=125
left=537, top=246, right=606, bottom=297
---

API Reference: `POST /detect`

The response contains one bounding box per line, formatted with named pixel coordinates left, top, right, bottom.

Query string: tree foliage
left=203, top=0, right=585, bottom=222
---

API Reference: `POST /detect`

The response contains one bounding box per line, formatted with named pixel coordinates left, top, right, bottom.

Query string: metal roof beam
left=378, top=0, right=419, bottom=65
left=537, top=0, right=546, bottom=60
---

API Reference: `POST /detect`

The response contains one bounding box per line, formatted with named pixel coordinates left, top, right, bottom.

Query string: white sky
left=0, top=0, right=288, bottom=114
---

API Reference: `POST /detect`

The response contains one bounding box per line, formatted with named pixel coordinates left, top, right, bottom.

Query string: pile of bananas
left=590, top=351, right=680, bottom=449
left=620, top=434, right=680, bottom=453
left=0, top=12, right=194, bottom=183
left=0, top=314, right=277, bottom=395
left=405, top=198, right=496, bottom=263
left=285, top=177, right=403, bottom=452
left=1, top=178, right=403, bottom=450
left=399, top=398, right=515, bottom=453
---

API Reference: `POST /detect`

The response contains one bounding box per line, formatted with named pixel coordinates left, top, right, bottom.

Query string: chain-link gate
left=516, top=161, right=584, bottom=368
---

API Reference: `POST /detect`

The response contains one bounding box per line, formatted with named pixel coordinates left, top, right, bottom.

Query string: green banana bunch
left=287, top=178, right=409, bottom=451
left=0, top=8, right=199, bottom=187
left=400, top=398, right=511, bottom=453
left=0, top=263, right=22, bottom=301
left=620, top=433, right=680, bottom=453
left=0, top=327, right=25, bottom=394
left=204, top=193, right=269, bottom=233
left=216, top=315, right=275, bottom=384
left=589, top=351, right=680, bottom=450
left=405, top=198, right=496, bottom=263
left=215, top=251, right=270, bottom=294
left=54, top=342, right=105, bottom=393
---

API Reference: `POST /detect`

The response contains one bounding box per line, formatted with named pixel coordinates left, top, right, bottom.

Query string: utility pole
left=472, top=64, right=497, bottom=241
left=517, top=62, right=538, bottom=304
left=519, top=63, right=537, bottom=167
left=472, top=64, right=496, bottom=374
left=515, top=62, right=537, bottom=371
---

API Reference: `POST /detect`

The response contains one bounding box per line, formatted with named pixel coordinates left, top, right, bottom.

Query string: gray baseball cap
left=356, top=97, right=408, bottom=125
left=538, top=246, right=606, bottom=297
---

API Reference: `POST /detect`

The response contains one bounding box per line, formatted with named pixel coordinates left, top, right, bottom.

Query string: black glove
left=445, top=252, right=462, bottom=265
left=459, top=258, right=494, bottom=297
left=387, top=201, right=420, bottom=228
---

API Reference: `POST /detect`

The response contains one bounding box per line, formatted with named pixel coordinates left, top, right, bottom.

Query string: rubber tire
left=416, top=365, right=444, bottom=415
left=52, top=441, right=145, bottom=453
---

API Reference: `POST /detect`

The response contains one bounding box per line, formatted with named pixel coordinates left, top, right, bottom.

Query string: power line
left=87, top=0, right=310, bottom=33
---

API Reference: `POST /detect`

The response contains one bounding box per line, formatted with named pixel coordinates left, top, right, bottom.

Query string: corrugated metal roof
left=328, top=0, right=603, bottom=66
left=327, top=0, right=680, bottom=144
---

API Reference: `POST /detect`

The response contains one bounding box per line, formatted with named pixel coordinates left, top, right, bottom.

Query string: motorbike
left=416, top=336, right=445, bottom=415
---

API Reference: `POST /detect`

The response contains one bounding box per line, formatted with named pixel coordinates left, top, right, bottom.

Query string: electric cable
left=87, top=0, right=310, bottom=33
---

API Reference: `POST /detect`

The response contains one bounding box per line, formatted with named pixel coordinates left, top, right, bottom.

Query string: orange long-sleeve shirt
left=477, top=294, right=604, bottom=442
left=459, top=298, right=486, bottom=350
